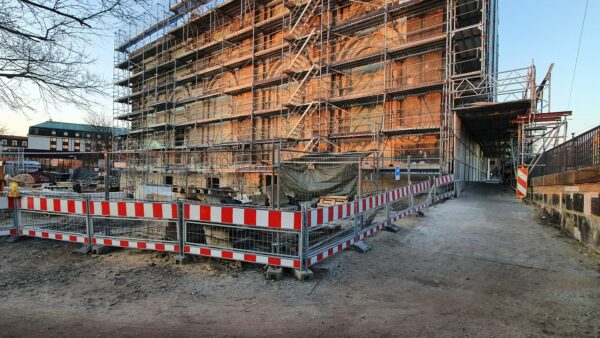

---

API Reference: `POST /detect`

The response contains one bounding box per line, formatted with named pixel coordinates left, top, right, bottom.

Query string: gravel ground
left=0, top=183, right=599, bottom=337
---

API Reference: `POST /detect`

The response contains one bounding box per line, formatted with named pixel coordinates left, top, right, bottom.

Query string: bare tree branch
left=0, top=0, right=153, bottom=114
left=0, top=124, right=10, bottom=135
left=85, top=110, right=114, bottom=151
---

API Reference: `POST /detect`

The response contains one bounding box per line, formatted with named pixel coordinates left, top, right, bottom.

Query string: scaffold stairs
left=286, top=101, right=317, bottom=140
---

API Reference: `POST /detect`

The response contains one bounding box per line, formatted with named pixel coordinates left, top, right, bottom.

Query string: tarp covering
left=279, top=161, right=358, bottom=201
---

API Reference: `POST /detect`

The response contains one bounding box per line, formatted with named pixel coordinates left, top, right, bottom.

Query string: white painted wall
left=27, top=135, right=51, bottom=150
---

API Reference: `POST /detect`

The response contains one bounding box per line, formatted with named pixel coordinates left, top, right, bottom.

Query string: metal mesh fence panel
left=0, top=209, right=14, bottom=231
left=185, top=222, right=299, bottom=258
left=390, top=193, right=412, bottom=211
left=307, top=219, right=355, bottom=255
left=20, top=210, right=87, bottom=235
left=359, top=205, right=385, bottom=231
left=92, top=217, right=177, bottom=242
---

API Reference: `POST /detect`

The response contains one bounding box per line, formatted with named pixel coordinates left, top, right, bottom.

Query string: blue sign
left=395, top=165, right=401, bottom=181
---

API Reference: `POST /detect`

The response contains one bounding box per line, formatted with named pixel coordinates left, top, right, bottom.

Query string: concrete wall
left=529, top=165, right=600, bottom=251
left=453, top=115, right=486, bottom=196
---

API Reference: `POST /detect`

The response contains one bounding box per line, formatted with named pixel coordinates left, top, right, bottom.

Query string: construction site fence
left=0, top=175, right=455, bottom=271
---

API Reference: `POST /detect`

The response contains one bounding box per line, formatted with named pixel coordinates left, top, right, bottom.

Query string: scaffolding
left=113, top=0, right=498, bottom=197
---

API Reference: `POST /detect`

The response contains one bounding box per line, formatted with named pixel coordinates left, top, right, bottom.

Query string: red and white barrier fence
left=89, top=200, right=178, bottom=219
left=307, top=201, right=356, bottom=227
left=307, top=179, right=436, bottom=228
left=0, top=196, right=16, bottom=236
left=305, top=176, right=453, bottom=267
left=93, top=237, right=179, bottom=252
left=185, top=245, right=301, bottom=269
left=19, top=229, right=88, bottom=244
left=20, top=196, right=87, bottom=215
left=1, top=175, right=456, bottom=271
left=185, top=204, right=302, bottom=230
left=435, top=174, right=455, bottom=186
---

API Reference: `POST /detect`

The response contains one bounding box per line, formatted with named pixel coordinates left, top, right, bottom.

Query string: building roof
left=30, top=120, right=128, bottom=135
left=0, top=134, right=27, bottom=140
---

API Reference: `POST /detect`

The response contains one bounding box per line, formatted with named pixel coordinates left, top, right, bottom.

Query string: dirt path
left=0, top=183, right=599, bottom=337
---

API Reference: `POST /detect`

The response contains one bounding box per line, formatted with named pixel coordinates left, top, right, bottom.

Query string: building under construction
left=113, top=0, right=568, bottom=200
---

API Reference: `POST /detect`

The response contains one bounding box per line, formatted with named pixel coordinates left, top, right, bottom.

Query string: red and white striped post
left=516, top=166, right=528, bottom=199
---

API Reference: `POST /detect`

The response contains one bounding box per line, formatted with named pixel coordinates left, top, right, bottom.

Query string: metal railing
left=530, top=125, right=600, bottom=178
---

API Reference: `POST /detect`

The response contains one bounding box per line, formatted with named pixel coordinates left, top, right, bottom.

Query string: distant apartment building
left=0, top=135, right=28, bottom=150
left=27, top=121, right=126, bottom=152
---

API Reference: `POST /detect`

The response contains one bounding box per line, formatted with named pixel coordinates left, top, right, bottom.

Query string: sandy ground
left=0, top=183, right=599, bottom=337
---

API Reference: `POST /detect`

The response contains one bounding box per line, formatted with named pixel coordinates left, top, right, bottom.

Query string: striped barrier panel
left=435, top=174, right=455, bottom=186
left=92, top=237, right=180, bottom=253
left=89, top=200, right=178, bottom=219
left=386, top=185, right=412, bottom=203
left=18, top=229, right=88, bottom=244
left=0, top=229, right=17, bottom=236
left=434, top=191, right=455, bottom=202
left=185, top=245, right=301, bottom=269
left=184, top=204, right=302, bottom=230
left=307, top=201, right=356, bottom=227
left=357, top=194, right=387, bottom=213
left=413, top=181, right=431, bottom=194
left=20, top=196, right=87, bottom=215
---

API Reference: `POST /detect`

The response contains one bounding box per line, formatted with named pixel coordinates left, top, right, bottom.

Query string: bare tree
left=0, top=124, right=10, bottom=135
left=85, top=110, right=113, bottom=151
left=0, top=0, right=152, bottom=113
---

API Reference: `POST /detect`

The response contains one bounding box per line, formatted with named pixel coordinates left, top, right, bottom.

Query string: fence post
left=454, top=179, right=458, bottom=198
left=353, top=195, right=359, bottom=239
left=175, top=200, right=188, bottom=264
left=12, top=196, right=20, bottom=236
left=85, top=195, right=93, bottom=249
left=299, top=205, right=308, bottom=271
left=409, top=183, right=414, bottom=213
left=384, top=189, right=390, bottom=227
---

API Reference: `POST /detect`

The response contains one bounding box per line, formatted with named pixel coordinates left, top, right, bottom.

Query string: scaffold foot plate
left=292, top=268, right=314, bottom=281
left=351, top=241, right=371, bottom=253
left=175, top=255, right=191, bottom=265
left=265, top=265, right=283, bottom=281
left=73, top=245, right=92, bottom=255
left=5, top=235, right=30, bottom=243
left=91, top=245, right=114, bottom=255
left=384, top=224, right=401, bottom=233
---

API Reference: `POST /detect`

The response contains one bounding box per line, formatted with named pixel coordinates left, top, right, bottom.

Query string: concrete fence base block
left=73, top=245, right=92, bottom=255
left=292, top=268, right=314, bottom=281
left=174, top=255, right=191, bottom=265
left=91, top=245, right=114, bottom=255
left=384, top=224, right=401, bottom=233
left=5, top=235, right=30, bottom=243
left=265, top=266, right=283, bottom=281
left=351, top=241, right=371, bottom=253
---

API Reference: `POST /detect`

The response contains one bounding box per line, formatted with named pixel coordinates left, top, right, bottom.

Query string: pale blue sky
left=8, top=0, right=599, bottom=137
